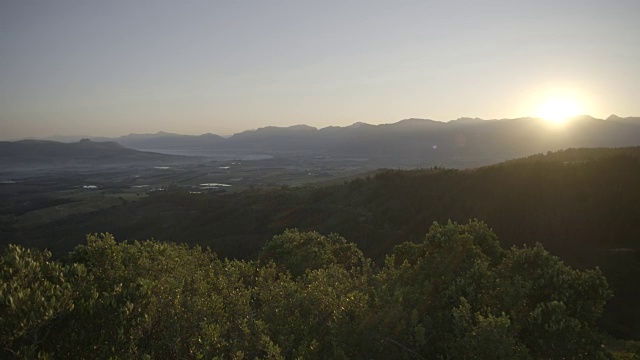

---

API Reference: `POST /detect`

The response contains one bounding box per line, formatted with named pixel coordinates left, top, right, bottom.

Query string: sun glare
left=537, top=98, right=581, bottom=124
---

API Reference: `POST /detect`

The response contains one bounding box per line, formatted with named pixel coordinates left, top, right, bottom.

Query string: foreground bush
left=1, top=221, right=614, bottom=358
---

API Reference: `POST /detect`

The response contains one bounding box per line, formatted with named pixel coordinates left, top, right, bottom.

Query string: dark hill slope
left=0, top=139, right=183, bottom=170
left=502, top=146, right=640, bottom=164
left=5, top=147, right=640, bottom=337
left=9, top=147, right=640, bottom=263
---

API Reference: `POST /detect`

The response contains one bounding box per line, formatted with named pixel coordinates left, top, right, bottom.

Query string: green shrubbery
left=1, top=221, right=615, bottom=358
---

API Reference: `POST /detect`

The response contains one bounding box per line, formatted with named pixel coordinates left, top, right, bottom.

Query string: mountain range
left=13, top=115, right=640, bottom=168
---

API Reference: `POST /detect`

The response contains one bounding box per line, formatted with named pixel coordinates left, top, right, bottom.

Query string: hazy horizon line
left=4, top=113, right=638, bottom=142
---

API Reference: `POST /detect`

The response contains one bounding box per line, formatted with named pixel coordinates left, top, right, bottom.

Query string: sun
left=537, top=98, right=581, bottom=124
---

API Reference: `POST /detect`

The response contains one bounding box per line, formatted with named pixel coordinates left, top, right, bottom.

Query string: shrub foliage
left=1, top=221, right=613, bottom=359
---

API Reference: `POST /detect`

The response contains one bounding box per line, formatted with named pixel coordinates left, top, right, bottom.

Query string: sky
left=1, top=0, right=639, bottom=139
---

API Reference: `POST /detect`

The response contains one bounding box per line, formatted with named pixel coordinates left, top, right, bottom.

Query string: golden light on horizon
left=536, top=97, right=582, bottom=124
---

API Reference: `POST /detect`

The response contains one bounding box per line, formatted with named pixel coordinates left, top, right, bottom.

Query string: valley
left=0, top=151, right=380, bottom=233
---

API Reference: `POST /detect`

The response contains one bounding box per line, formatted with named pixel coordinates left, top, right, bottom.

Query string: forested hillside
left=3, top=147, right=640, bottom=340
left=2, top=222, right=623, bottom=359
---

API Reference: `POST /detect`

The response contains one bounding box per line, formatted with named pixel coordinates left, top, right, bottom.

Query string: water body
left=199, top=183, right=232, bottom=187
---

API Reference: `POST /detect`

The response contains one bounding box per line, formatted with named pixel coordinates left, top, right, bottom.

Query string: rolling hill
left=0, top=139, right=184, bottom=171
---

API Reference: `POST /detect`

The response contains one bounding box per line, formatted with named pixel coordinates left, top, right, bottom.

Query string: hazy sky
left=1, top=0, right=639, bottom=139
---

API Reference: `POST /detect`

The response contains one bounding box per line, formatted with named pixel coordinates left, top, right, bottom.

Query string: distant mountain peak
left=386, top=118, right=442, bottom=128
left=346, top=122, right=374, bottom=129
left=287, top=124, right=318, bottom=131
left=378, top=118, right=439, bottom=128
left=120, top=131, right=179, bottom=138
left=605, top=114, right=640, bottom=126
left=251, top=124, right=318, bottom=133
left=397, top=118, right=435, bottom=123
left=570, top=114, right=596, bottom=120
left=450, top=117, right=484, bottom=123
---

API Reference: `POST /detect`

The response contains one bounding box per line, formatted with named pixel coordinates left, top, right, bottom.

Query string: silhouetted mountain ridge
left=25, top=115, right=640, bottom=168
left=607, top=114, right=640, bottom=125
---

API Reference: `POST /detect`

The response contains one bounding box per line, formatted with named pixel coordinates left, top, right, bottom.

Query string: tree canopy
left=1, top=221, right=616, bottom=359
